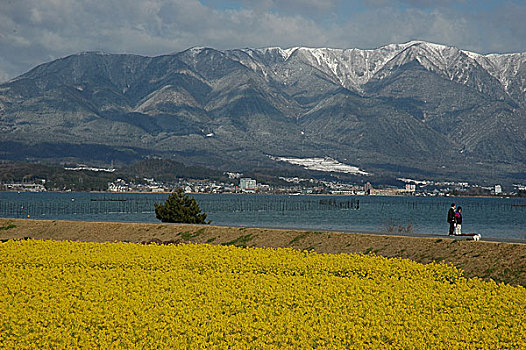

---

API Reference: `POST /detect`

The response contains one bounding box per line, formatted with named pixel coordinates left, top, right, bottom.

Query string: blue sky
left=0, top=0, right=525, bottom=82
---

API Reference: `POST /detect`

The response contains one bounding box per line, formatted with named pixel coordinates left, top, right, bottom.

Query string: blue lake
left=1, top=192, right=525, bottom=242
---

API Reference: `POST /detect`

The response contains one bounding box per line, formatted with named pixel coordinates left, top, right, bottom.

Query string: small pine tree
left=154, top=188, right=210, bottom=224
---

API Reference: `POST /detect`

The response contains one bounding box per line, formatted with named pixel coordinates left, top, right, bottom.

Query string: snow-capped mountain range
left=225, top=41, right=525, bottom=97
left=0, top=41, right=525, bottom=183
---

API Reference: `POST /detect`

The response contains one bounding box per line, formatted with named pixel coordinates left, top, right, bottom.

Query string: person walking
left=447, top=203, right=456, bottom=236
left=455, top=206, right=462, bottom=235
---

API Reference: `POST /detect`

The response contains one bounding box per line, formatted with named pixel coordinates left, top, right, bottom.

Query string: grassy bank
left=1, top=218, right=525, bottom=286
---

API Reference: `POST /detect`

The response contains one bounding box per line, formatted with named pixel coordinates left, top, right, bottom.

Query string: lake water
left=1, top=192, right=525, bottom=242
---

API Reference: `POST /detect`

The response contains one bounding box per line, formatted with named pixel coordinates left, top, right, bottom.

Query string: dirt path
left=1, top=218, right=525, bottom=286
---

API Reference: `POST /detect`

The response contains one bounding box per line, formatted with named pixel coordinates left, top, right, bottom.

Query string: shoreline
left=2, top=189, right=526, bottom=199
left=1, top=218, right=525, bottom=287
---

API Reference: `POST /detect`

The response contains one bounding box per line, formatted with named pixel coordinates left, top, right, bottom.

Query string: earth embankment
left=1, top=218, right=525, bottom=286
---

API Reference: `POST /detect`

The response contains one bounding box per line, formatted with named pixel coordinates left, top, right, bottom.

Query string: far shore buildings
left=364, top=181, right=415, bottom=196
left=1, top=182, right=46, bottom=192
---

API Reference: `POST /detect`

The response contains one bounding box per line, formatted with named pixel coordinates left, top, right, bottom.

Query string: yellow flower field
left=1, top=239, right=525, bottom=349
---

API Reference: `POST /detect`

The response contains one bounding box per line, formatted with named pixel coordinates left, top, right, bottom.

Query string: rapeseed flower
left=0, top=240, right=525, bottom=349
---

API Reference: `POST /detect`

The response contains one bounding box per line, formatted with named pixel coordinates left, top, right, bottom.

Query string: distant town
left=2, top=164, right=524, bottom=197
left=101, top=177, right=526, bottom=197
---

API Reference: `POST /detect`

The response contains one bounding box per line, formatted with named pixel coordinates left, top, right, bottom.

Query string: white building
left=494, top=184, right=502, bottom=194
left=405, top=184, right=416, bottom=192
left=240, top=178, right=257, bottom=192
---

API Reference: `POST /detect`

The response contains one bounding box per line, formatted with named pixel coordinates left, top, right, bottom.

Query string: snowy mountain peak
left=403, top=40, right=450, bottom=50
left=172, top=42, right=526, bottom=101
left=269, top=47, right=299, bottom=61
left=187, top=46, right=207, bottom=54
left=227, top=42, right=526, bottom=97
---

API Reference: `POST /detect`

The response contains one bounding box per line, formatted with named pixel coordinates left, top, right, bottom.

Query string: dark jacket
left=447, top=207, right=456, bottom=223
left=455, top=211, right=462, bottom=225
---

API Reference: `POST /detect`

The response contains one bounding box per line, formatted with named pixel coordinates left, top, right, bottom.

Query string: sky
left=1, top=0, right=525, bottom=82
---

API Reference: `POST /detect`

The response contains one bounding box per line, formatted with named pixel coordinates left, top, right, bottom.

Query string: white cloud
left=237, top=0, right=340, bottom=17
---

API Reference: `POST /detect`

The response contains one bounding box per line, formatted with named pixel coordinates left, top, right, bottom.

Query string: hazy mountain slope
left=0, top=41, right=525, bottom=182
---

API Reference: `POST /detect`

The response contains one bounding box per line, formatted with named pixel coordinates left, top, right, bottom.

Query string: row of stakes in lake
left=0, top=198, right=360, bottom=217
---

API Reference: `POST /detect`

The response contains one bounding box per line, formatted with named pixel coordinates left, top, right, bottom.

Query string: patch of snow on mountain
left=184, top=47, right=207, bottom=57
left=473, top=53, right=526, bottom=92
left=461, top=50, right=481, bottom=60
left=253, top=47, right=298, bottom=61
left=270, top=156, right=369, bottom=175
left=409, top=40, right=449, bottom=51
left=279, top=47, right=299, bottom=61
